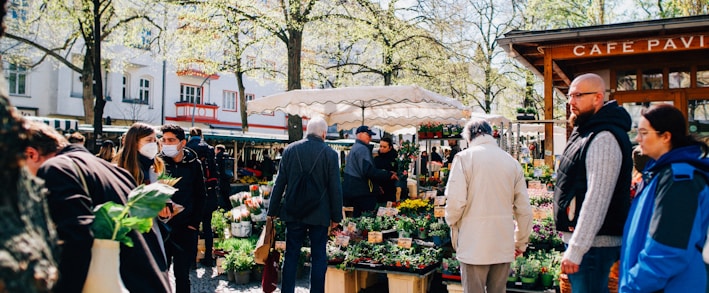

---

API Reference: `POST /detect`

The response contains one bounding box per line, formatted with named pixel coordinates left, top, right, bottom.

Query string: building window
left=5, top=62, right=27, bottom=95
left=139, top=78, right=150, bottom=104
left=642, top=69, right=663, bottom=90
left=698, top=65, right=709, bottom=88
left=616, top=70, right=636, bottom=91
left=139, top=28, right=152, bottom=50
left=180, top=84, right=202, bottom=104
left=669, top=68, right=690, bottom=89
left=122, top=74, right=129, bottom=100
left=246, top=93, right=255, bottom=101
left=223, top=90, right=237, bottom=111
left=9, top=0, right=28, bottom=21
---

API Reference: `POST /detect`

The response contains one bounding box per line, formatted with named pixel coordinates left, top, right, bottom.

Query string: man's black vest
left=554, top=119, right=632, bottom=236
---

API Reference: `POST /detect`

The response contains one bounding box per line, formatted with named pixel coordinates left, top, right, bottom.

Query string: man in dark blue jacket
left=159, top=124, right=206, bottom=293
left=267, top=116, right=343, bottom=293
left=343, top=125, right=398, bottom=217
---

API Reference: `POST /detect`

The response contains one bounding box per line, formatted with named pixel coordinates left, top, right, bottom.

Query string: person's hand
left=330, top=221, right=339, bottom=229
left=561, top=257, right=579, bottom=274
left=187, top=225, right=197, bottom=231
left=390, top=172, right=399, bottom=181
left=514, top=249, right=523, bottom=258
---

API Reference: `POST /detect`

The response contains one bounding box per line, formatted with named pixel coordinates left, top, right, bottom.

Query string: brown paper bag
left=253, top=216, right=275, bottom=264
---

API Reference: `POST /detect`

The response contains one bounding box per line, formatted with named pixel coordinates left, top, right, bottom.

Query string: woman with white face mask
left=114, top=122, right=165, bottom=185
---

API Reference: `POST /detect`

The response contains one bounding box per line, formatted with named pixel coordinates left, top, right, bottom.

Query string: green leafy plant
left=442, top=255, right=460, bottom=275
left=92, top=182, right=176, bottom=247
left=428, top=220, right=450, bottom=237
left=222, top=251, right=254, bottom=272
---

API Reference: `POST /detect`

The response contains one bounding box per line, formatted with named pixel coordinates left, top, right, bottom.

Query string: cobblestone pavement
left=169, top=264, right=311, bottom=293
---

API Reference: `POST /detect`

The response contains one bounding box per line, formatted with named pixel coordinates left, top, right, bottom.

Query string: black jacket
left=186, top=137, right=219, bottom=188
left=374, top=149, right=398, bottom=202
left=554, top=101, right=632, bottom=235
left=268, top=135, right=343, bottom=226
left=37, top=145, right=170, bottom=293
left=160, top=148, right=207, bottom=229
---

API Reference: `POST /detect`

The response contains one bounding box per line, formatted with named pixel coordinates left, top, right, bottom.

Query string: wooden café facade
left=498, top=15, right=709, bottom=165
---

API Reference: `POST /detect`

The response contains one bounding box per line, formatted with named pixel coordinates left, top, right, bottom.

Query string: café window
left=642, top=68, right=662, bottom=90
left=698, top=65, right=709, bottom=88
left=616, top=70, right=636, bottom=91
left=688, top=98, right=709, bottom=138
left=669, top=68, right=690, bottom=89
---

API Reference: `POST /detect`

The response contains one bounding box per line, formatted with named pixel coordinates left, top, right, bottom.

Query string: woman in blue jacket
left=620, top=104, right=709, bottom=292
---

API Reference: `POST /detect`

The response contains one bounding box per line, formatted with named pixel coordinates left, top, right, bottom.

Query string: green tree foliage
left=2, top=0, right=163, bottom=136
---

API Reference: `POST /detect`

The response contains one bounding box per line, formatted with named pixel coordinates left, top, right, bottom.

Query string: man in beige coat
left=445, top=118, right=533, bottom=293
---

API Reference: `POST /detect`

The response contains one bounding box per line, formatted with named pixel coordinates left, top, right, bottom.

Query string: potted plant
left=517, top=107, right=535, bottom=120
left=418, top=123, right=430, bottom=139
left=85, top=182, right=176, bottom=293
left=432, top=122, right=444, bottom=138
left=395, top=216, right=416, bottom=238
left=441, top=255, right=461, bottom=280
left=222, top=251, right=238, bottom=281
left=519, top=258, right=541, bottom=289
left=508, top=256, right=522, bottom=284
left=232, top=252, right=254, bottom=284
left=428, top=221, right=450, bottom=246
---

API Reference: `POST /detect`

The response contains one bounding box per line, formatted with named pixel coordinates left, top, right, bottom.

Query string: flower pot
left=233, top=221, right=251, bottom=237
left=251, top=212, right=267, bottom=222
left=507, top=275, right=518, bottom=282
left=233, top=270, right=250, bottom=284
left=226, top=270, right=235, bottom=281
left=83, top=239, right=128, bottom=293
left=520, top=276, right=537, bottom=289
left=541, top=273, right=554, bottom=288
left=435, top=131, right=442, bottom=138
left=426, top=132, right=434, bottom=138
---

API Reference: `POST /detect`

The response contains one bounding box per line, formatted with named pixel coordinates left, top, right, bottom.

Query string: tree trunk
left=236, top=71, right=248, bottom=132
left=287, top=28, right=303, bottom=141
left=81, top=57, right=95, bottom=125
left=92, top=1, right=104, bottom=147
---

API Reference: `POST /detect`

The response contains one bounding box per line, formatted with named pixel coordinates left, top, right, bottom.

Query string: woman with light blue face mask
left=114, top=122, right=165, bottom=185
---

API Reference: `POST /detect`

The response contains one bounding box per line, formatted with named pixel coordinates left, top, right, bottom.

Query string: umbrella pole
left=361, top=106, right=365, bottom=126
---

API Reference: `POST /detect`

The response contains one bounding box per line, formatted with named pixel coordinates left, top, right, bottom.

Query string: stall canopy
left=78, top=125, right=288, bottom=143
left=26, top=116, right=79, bottom=132
left=246, top=85, right=467, bottom=133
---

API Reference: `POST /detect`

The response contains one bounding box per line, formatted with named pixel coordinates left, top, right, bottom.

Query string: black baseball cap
left=356, top=125, right=376, bottom=136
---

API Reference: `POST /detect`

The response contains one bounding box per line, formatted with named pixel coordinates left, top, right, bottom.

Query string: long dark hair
left=641, top=104, right=709, bottom=156
left=114, top=122, right=164, bottom=183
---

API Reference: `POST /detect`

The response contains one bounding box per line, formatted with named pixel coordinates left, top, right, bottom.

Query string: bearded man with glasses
left=554, top=73, right=634, bottom=293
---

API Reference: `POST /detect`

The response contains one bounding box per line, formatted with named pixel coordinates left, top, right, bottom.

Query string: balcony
left=173, top=102, right=219, bottom=123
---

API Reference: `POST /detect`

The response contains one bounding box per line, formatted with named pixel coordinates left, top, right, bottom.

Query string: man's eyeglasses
left=566, top=92, right=598, bottom=99
left=636, top=129, right=662, bottom=137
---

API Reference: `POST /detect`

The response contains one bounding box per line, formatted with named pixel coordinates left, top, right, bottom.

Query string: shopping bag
left=262, top=250, right=280, bottom=293
left=253, top=216, right=275, bottom=264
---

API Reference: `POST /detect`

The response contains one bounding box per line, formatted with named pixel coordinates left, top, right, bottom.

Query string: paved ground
left=172, top=263, right=311, bottom=293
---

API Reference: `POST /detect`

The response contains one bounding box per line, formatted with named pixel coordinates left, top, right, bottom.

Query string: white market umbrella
left=246, top=85, right=467, bottom=132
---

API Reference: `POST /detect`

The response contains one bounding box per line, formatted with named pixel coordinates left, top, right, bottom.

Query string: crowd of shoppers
left=2, top=64, right=709, bottom=293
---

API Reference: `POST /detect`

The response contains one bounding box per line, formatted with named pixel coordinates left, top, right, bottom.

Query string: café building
left=498, top=15, right=709, bottom=165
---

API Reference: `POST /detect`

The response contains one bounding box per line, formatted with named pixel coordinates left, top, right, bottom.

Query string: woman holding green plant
left=26, top=122, right=172, bottom=293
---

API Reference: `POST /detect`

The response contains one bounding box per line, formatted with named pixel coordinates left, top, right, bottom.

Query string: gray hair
left=462, top=118, right=492, bottom=143
left=306, top=116, right=328, bottom=137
